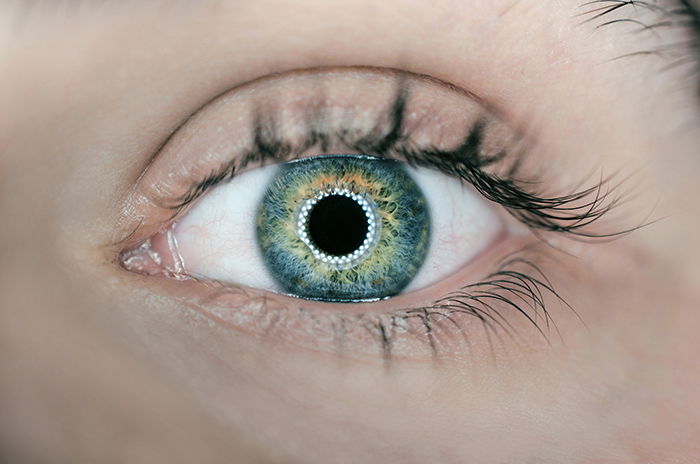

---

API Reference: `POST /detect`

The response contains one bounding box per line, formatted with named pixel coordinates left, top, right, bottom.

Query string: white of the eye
left=174, top=163, right=503, bottom=294
left=402, top=166, right=502, bottom=292
left=174, top=164, right=279, bottom=290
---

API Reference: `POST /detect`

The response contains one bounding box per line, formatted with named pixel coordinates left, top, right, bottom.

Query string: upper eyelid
left=111, top=67, right=498, bottom=249
left=140, top=68, right=506, bottom=208
left=131, top=67, right=487, bottom=204
left=163, top=98, right=513, bottom=216
left=141, top=68, right=630, bottom=240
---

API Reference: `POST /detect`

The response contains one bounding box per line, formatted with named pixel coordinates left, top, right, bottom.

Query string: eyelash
left=142, top=78, right=632, bottom=360
left=375, top=253, right=571, bottom=360
left=173, top=86, right=623, bottom=238
left=191, top=246, right=571, bottom=361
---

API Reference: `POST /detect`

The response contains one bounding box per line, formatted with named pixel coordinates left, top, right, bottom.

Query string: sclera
left=172, top=160, right=503, bottom=297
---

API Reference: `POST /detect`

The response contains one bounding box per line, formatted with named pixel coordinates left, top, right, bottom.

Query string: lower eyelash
left=183, top=246, right=574, bottom=363
left=426, top=256, right=572, bottom=347
left=367, top=251, right=573, bottom=362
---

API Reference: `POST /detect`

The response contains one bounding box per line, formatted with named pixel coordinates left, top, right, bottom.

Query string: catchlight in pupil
left=308, top=194, right=369, bottom=256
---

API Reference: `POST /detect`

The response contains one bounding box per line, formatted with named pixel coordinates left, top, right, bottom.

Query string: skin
left=1, top=1, right=700, bottom=462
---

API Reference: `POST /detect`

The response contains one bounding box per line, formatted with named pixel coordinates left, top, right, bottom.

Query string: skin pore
left=1, top=1, right=700, bottom=463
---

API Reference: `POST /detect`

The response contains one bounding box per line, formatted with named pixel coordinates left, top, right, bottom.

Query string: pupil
left=308, top=194, right=369, bottom=256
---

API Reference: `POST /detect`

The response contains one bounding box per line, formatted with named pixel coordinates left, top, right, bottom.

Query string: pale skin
left=1, top=1, right=700, bottom=463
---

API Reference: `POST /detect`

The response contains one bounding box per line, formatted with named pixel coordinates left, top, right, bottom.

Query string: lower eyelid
left=119, top=232, right=561, bottom=363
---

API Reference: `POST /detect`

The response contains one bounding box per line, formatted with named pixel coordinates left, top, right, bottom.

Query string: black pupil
left=308, top=194, right=369, bottom=256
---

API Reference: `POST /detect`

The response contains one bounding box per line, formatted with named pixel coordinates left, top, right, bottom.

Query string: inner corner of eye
left=118, top=225, right=183, bottom=278
left=144, top=153, right=506, bottom=304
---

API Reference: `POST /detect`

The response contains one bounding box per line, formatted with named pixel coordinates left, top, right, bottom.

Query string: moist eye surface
left=256, top=154, right=431, bottom=302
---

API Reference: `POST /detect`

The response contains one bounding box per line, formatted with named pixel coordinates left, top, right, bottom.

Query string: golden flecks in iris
left=257, top=155, right=430, bottom=300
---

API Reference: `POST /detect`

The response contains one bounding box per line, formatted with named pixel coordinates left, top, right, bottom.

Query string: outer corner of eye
left=120, top=153, right=510, bottom=306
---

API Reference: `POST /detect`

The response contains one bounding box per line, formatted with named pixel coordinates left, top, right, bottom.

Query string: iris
left=256, top=155, right=430, bottom=302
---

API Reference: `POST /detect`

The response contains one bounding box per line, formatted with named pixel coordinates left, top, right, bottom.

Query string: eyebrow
left=13, top=0, right=700, bottom=19
left=9, top=0, right=700, bottom=69
left=679, top=0, right=700, bottom=58
left=12, top=0, right=700, bottom=29
left=576, top=0, right=700, bottom=77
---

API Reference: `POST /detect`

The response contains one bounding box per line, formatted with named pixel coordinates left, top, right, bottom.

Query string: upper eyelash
left=357, top=91, right=629, bottom=238
left=171, top=85, right=627, bottom=238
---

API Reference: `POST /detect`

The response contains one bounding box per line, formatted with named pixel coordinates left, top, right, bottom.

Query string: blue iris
left=256, top=155, right=430, bottom=302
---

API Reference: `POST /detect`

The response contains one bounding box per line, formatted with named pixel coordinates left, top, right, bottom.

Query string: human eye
left=139, top=152, right=504, bottom=302
left=116, top=67, right=624, bottom=361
